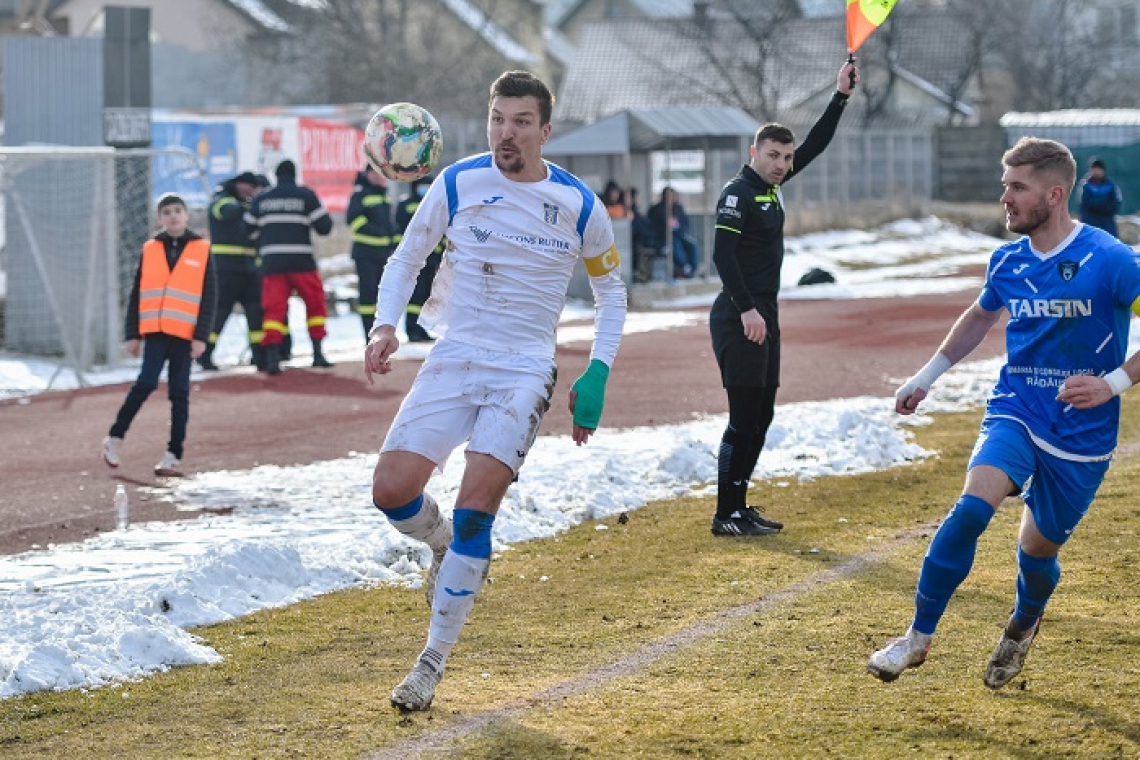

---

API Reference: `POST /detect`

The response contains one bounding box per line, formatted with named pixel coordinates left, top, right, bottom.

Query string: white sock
left=385, top=493, right=450, bottom=552
left=419, top=550, right=490, bottom=673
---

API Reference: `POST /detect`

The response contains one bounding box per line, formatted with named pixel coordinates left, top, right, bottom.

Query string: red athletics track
left=0, top=290, right=1005, bottom=556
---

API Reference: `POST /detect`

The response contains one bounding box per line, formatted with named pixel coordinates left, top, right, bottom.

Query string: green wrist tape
left=571, top=359, right=610, bottom=430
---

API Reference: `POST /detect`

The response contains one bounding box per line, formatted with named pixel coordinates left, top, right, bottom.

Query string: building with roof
left=16, top=0, right=551, bottom=110
left=554, top=10, right=978, bottom=129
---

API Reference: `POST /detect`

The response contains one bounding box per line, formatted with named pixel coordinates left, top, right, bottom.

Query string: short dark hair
left=1090, top=157, right=1106, bottom=170
left=754, top=122, right=795, bottom=146
left=489, top=70, right=554, bottom=125
left=1003, top=137, right=1076, bottom=193
left=156, top=193, right=185, bottom=211
left=275, top=159, right=297, bottom=178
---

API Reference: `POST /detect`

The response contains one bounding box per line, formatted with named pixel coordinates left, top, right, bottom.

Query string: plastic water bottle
left=114, top=484, right=130, bottom=531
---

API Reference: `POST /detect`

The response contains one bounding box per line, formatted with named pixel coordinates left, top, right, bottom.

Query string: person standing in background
left=347, top=164, right=397, bottom=341
left=102, top=193, right=217, bottom=476
left=1077, top=157, right=1123, bottom=237
left=200, top=171, right=266, bottom=371
left=394, top=174, right=443, bottom=343
left=245, top=160, right=334, bottom=375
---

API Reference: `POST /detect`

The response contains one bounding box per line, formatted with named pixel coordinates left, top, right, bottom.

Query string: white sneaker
left=983, top=620, right=1038, bottom=690
left=390, top=661, right=442, bottom=711
left=102, top=436, right=123, bottom=468
left=155, top=451, right=182, bottom=477
left=867, top=629, right=932, bottom=682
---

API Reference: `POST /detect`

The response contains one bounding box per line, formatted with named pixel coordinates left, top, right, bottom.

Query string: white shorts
left=381, top=340, right=557, bottom=474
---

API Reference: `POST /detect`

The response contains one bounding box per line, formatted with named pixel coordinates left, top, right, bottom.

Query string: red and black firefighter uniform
left=346, top=167, right=396, bottom=339
left=395, top=174, right=444, bottom=342
left=109, top=228, right=217, bottom=459
left=201, top=172, right=265, bottom=370
left=244, top=160, right=334, bottom=374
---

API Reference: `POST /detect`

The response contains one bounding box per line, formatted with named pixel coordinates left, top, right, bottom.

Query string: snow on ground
left=0, top=218, right=1041, bottom=698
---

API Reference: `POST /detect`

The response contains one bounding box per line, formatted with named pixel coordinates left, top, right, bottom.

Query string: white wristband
left=913, top=353, right=953, bottom=391
left=1104, top=368, right=1132, bottom=397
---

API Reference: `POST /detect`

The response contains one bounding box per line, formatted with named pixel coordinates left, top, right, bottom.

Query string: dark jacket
left=244, top=176, right=333, bottom=274
left=124, top=230, right=217, bottom=342
left=347, top=171, right=396, bottom=260
left=207, top=179, right=257, bottom=272
left=647, top=198, right=693, bottom=251
left=711, top=91, right=850, bottom=321
left=1078, top=176, right=1122, bottom=236
left=395, top=184, right=446, bottom=255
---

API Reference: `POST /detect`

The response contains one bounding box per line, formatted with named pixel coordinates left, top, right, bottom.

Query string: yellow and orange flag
left=846, top=0, right=898, bottom=53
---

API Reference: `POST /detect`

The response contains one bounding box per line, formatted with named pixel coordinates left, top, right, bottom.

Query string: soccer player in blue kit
left=867, top=137, right=1140, bottom=688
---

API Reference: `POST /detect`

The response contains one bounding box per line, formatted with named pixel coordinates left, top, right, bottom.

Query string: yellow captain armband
left=585, top=244, right=621, bottom=277
left=1131, top=295, right=1140, bottom=318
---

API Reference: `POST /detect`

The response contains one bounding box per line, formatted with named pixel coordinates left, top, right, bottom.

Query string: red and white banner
left=299, top=117, right=365, bottom=214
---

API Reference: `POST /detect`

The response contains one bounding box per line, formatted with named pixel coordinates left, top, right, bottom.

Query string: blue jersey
left=980, top=223, right=1140, bottom=460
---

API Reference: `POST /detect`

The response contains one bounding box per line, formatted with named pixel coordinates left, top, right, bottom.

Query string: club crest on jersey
left=544, top=203, right=559, bottom=225
left=1058, top=260, right=1079, bottom=281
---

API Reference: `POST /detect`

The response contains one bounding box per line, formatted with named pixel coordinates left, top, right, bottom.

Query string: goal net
left=0, top=146, right=211, bottom=388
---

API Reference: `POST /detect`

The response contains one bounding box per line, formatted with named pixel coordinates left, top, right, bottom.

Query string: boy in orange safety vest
left=102, top=193, right=218, bottom=477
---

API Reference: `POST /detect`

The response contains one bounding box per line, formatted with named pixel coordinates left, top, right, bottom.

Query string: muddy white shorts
left=381, top=339, right=557, bottom=474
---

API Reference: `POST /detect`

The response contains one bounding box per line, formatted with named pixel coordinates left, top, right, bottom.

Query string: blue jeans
left=672, top=233, right=700, bottom=276
left=109, top=333, right=193, bottom=458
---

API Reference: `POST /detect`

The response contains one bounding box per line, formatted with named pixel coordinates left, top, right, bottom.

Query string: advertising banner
left=299, top=117, right=365, bottom=214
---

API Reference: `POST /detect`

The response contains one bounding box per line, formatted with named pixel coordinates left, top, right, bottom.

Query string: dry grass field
left=3, top=398, right=1140, bottom=759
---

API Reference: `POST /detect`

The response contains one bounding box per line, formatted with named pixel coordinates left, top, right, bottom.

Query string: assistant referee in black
left=709, top=59, right=860, bottom=536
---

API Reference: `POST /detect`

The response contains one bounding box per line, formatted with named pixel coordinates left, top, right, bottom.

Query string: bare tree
left=987, top=0, right=1106, bottom=111
left=255, top=0, right=534, bottom=116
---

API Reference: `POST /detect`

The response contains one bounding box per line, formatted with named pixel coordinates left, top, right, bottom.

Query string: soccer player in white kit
left=364, top=71, right=627, bottom=711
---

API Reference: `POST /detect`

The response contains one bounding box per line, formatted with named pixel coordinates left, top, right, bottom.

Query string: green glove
left=571, top=359, right=610, bottom=430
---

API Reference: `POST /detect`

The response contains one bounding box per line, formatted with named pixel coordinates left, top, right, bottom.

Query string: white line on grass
left=366, top=522, right=937, bottom=760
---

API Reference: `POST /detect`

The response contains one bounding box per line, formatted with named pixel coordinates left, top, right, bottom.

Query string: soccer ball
left=363, top=102, right=442, bottom=182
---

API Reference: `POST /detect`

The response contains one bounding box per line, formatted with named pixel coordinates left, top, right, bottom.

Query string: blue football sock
left=376, top=494, right=422, bottom=520
left=912, top=494, right=994, bottom=635
left=450, top=508, right=495, bottom=559
left=1012, top=546, right=1060, bottom=632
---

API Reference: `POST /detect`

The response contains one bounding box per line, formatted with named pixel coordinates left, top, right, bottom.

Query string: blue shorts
left=968, top=416, right=1110, bottom=545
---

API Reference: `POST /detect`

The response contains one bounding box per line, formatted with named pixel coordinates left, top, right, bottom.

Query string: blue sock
left=912, top=494, right=994, bottom=635
left=375, top=494, right=422, bottom=520
left=1012, top=547, right=1060, bottom=632
left=450, top=508, right=495, bottom=559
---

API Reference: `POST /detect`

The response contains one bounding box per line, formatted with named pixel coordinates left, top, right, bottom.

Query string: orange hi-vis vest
left=139, top=238, right=210, bottom=340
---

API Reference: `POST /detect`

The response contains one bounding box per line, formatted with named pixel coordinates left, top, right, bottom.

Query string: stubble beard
left=1006, top=199, right=1049, bottom=236
left=494, top=148, right=525, bottom=176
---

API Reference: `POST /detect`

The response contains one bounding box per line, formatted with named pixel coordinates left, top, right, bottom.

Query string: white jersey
left=376, top=153, right=626, bottom=365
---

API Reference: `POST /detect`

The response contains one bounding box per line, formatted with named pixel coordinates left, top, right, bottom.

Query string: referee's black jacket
left=711, top=91, right=850, bottom=323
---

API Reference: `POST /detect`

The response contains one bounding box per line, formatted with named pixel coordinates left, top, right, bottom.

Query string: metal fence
left=0, top=147, right=211, bottom=388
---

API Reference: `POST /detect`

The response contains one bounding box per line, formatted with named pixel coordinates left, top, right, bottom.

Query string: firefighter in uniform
left=244, top=159, right=334, bottom=375
left=200, top=171, right=266, bottom=371
left=395, top=174, right=444, bottom=342
left=707, top=59, right=859, bottom=537
left=347, top=164, right=396, bottom=340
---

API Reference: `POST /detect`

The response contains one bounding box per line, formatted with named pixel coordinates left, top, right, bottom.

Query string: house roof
left=545, top=105, right=757, bottom=156
left=553, top=0, right=694, bottom=29
left=555, top=12, right=977, bottom=125
left=239, top=0, right=538, bottom=64
left=1001, top=110, right=1140, bottom=128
